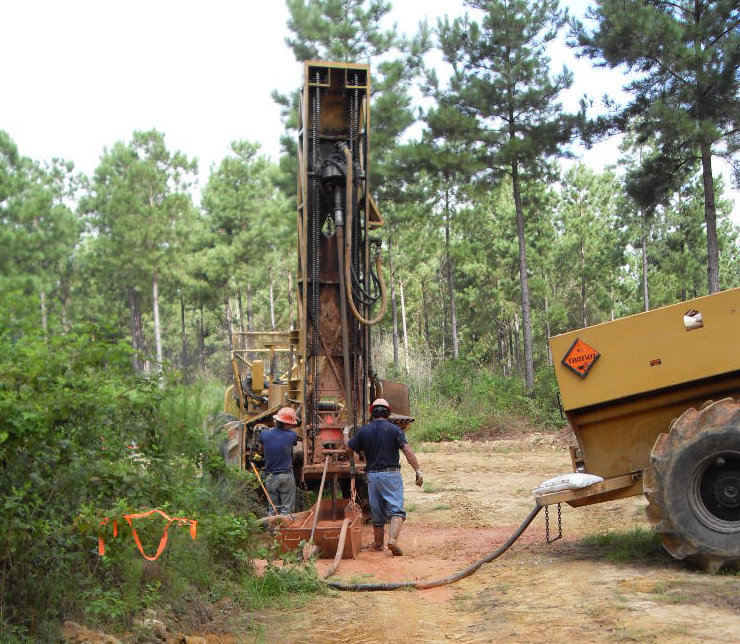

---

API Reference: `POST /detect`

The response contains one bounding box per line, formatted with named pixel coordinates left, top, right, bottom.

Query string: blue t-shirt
left=348, top=419, right=407, bottom=471
left=259, top=428, right=298, bottom=473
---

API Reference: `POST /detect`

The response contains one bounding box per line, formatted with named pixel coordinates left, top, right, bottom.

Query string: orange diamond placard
left=562, top=338, right=600, bottom=378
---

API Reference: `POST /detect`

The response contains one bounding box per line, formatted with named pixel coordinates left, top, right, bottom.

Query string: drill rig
left=223, top=61, right=412, bottom=509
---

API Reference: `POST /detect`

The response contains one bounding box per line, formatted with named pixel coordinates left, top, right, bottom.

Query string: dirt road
left=251, top=434, right=739, bottom=643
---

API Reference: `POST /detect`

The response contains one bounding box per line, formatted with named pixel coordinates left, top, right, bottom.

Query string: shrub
left=406, top=358, right=562, bottom=443
left=0, top=294, right=311, bottom=639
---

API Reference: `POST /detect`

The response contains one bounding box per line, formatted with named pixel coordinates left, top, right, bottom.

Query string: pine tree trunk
left=439, top=274, right=448, bottom=356
left=609, top=282, right=614, bottom=322
left=40, top=289, right=48, bottom=339
left=444, top=188, right=459, bottom=358
left=225, top=296, right=234, bottom=352
left=238, top=294, right=245, bottom=334
left=198, top=304, right=205, bottom=370
left=270, top=277, right=276, bottom=330
left=152, top=270, right=163, bottom=375
left=700, top=143, right=719, bottom=294
left=497, top=322, right=507, bottom=376
left=61, top=293, right=69, bottom=333
left=388, top=234, right=399, bottom=370
left=400, top=280, right=409, bottom=374
left=514, top=313, right=521, bottom=375
left=180, top=295, right=188, bottom=375
left=246, top=283, right=254, bottom=332
left=511, top=163, right=534, bottom=390
left=544, top=290, right=552, bottom=366
left=421, top=286, right=431, bottom=350
left=246, top=283, right=254, bottom=359
left=581, top=238, right=587, bottom=328
left=269, top=276, right=277, bottom=376
left=507, top=320, right=514, bottom=375
left=128, top=286, right=144, bottom=373
left=641, top=229, right=650, bottom=311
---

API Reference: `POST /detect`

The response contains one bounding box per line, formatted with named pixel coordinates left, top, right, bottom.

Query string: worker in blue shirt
left=343, top=398, right=423, bottom=556
left=257, top=407, right=300, bottom=515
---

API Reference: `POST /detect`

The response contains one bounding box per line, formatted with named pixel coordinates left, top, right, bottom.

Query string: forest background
left=1, top=0, right=739, bottom=640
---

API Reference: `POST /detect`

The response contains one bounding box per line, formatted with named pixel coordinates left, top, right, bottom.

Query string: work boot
left=372, top=525, right=384, bottom=551
left=387, top=516, right=404, bottom=556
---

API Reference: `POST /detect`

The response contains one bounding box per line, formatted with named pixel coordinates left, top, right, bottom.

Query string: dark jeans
left=265, top=471, right=296, bottom=515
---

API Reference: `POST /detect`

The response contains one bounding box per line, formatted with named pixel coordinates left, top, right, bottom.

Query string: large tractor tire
left=645, top=398, right=740, bottom=572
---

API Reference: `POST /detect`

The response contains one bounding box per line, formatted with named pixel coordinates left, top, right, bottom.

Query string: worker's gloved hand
left=251, top=453, right=264, bottom=467
left=415, top=470, right=424, bottom=487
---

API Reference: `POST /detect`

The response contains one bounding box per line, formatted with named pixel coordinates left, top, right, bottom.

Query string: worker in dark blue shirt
left=343, top=398, right=423, bottom=556
left=258, top=407, right=300, bottom=515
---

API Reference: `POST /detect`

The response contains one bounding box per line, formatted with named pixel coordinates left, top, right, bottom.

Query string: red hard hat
left=370, top=398, right=391, bottom=413
left=274, top=407, right=298, bottom=426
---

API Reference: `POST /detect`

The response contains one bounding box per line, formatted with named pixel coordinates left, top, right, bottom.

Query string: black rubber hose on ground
left=325, top=504, right=542, bottom=591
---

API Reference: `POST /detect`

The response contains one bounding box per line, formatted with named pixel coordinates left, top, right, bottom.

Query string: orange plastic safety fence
left=98, top=509, right=197, bottom=561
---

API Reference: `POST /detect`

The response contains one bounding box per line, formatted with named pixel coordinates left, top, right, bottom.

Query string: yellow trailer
left=538, top=287, right=740, bottom=571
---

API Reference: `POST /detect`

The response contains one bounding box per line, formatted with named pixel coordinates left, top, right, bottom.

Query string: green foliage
left=1, top=11, right=739, bottom=635
left=285, top=0, right=397, bottom=62
left=196, top=140, right=293, bottom=331
left=435, top=0, right=580, bottom=389
left=407, top=358, right=562, bottom=443
left=0, top=299, right=316, bottom=638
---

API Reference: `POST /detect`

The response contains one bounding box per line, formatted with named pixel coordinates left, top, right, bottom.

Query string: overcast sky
left=1, top=0, right=736, bottom=220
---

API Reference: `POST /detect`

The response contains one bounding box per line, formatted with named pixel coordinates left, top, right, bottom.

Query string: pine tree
left=437, top=0, right=579, bottom=390
left=82, top=130, right=197, bottom=373
left=0, top=132, right=80, bottom=332
left=572, top=0, right=740, bottom=293
left=197, top=141, right=293, bottom=340
left=555, top=164, right=623, bottom=328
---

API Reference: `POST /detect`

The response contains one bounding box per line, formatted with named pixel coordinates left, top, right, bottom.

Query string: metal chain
left=545, top=503, right=563, bottom=544
left=558, top=501, right=562, bottom=538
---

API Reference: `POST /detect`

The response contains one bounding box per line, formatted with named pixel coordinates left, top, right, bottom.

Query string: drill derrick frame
left=297, top=61, right=381, bottom=482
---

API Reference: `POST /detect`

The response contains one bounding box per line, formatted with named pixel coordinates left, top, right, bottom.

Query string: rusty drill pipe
left=322, top=517, right=352, bottom=580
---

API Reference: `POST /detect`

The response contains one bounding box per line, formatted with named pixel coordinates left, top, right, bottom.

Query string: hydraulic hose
left=325, top=504, right=542, bottom=591
left=340, top=144, right=387, bottom=327
left=334, top=198, right=355, bottom=427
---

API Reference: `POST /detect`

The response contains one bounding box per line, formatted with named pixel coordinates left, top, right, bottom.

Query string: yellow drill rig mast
left=225, top=61, right=411, bottom=507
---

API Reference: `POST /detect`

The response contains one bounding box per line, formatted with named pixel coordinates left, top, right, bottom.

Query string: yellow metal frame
left=545, top=288, right=740, bottom=504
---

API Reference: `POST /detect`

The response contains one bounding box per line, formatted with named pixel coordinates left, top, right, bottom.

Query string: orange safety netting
left=98, top=509, right=197, bottom=561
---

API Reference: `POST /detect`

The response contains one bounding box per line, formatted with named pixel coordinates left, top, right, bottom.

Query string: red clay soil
left=250, top=436, right=740, bottom=643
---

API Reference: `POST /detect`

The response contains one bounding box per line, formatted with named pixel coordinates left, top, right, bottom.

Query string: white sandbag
left=532, top=473, right=603, bottom=496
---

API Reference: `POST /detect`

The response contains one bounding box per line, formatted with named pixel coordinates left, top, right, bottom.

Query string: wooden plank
left=534, top=472, right=639, bottom=507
